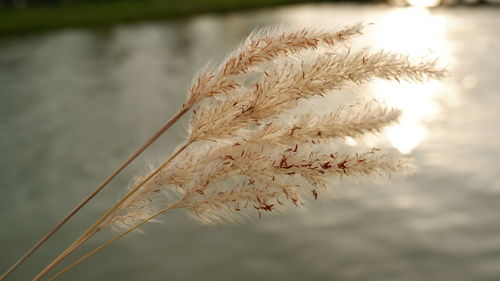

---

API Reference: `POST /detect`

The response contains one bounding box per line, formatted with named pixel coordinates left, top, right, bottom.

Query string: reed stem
left=0, top=107, right=189, bottom=281
left=47, top=203, right=181, bottom=281
left=31, top=141, right=191, bottom=281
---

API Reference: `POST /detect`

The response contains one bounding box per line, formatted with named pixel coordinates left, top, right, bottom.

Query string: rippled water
left=1, top=4, right=499, bottom=281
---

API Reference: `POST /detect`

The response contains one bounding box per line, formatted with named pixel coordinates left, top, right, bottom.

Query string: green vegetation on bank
left=0, top=0, right=332, bottom=36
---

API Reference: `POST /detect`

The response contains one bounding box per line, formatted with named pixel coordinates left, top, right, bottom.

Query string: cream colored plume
left=105, top=23, right=445, bottom=229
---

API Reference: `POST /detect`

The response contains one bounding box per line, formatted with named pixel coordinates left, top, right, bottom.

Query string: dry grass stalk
left=2, top=22, right=365, bottom=281
left=25, top=23, right=446, bottom=281
left=188, top=50, right=444, bottom=142
left=184, top=23, right=364, bottom=107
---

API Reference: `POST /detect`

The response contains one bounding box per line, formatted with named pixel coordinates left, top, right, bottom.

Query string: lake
left=1, top=3, right=499, bottom=281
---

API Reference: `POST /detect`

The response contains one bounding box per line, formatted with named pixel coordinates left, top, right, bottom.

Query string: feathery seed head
left=108, top=23, right=444, bottom=230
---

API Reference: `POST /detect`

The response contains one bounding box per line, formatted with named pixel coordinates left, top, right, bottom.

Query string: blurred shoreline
left=0, top=0, right=498, bottom=38
left=0, top=0, right=345, bottom=37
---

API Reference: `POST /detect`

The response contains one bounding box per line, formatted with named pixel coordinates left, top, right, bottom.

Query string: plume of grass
left=0, top=22, right=367, bottom=281
left=24, top=23, right=447, bottom=281
left=184, top=23, right=364, bottom=107
left=188, top=49, right=444, bottom=142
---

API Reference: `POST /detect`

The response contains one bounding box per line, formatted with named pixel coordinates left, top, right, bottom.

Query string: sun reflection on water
left=372, top=80, right=447, bottom=154
left=407, top=0, right=442, bottom=8
left=370, top=8, right=452, bottom=154
left=275, top=6, right=453, bottom=154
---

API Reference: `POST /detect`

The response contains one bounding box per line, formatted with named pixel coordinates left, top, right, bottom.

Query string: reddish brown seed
left=337, top=160, right=348, bottom=173
left=260, top=204, right=274, bottom=212
left=279, top=155, right=290, bottom=168
left=312, top=189, right=318, bottom=200
left=321, top=162, right=332, bottom=169
left=290, top=125, right=301, bottom=136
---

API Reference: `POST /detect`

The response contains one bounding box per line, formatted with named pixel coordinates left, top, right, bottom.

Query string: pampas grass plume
left=104, top=22, right=444, bottom=228
left=22, top=22, right=446, bottom=281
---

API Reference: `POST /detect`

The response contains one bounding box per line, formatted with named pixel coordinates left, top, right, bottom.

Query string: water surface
left=1, top=4, right=499, bottom=281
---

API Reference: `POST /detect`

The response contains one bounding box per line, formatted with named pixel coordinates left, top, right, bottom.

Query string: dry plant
left=1, top=23, right=446, bottom=281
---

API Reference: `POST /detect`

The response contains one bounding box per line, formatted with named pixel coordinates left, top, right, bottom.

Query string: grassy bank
left=0, top=0, right=330, bottom=36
